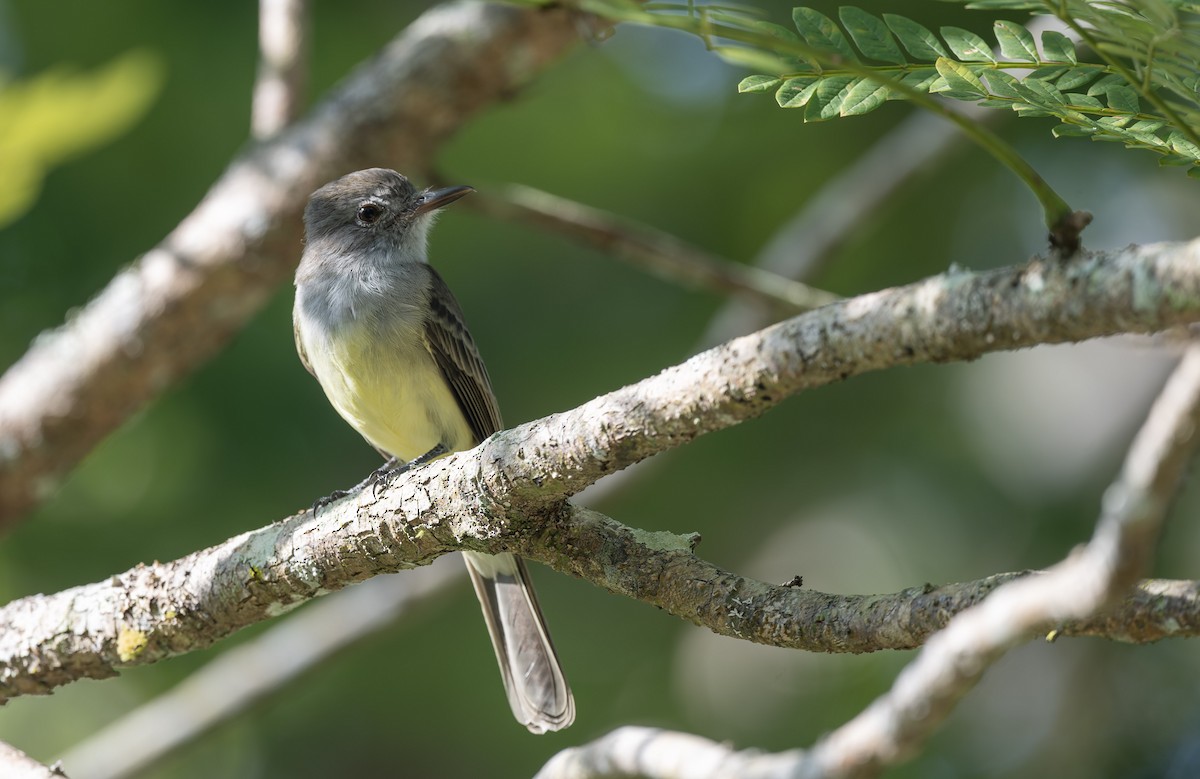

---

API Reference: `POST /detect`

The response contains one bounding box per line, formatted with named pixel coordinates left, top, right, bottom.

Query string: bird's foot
left=368, top=443, right=449, bottom=497
left=311, top=457, right=401, bottom=514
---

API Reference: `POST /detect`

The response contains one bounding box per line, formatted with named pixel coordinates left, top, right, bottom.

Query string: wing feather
left=421, top=265, right=503, bottom=443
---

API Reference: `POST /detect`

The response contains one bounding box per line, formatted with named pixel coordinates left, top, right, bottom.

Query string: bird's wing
left=421, top=264, right=503, bottom=442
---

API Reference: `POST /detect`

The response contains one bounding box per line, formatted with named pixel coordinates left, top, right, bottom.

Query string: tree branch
left=543, top=509, right=1200, bottom=650
left=55, top=560, right=462, bottom=779
left=0, top=0, right=581, bottom=525
left=538, top=342, right=1200, bottom=779
left=2, top=240, right=1199, bottom=701
left=536, top=726, right=797, bottom=779
left=251, top=0, right=309, bottom=138
left=3, top=491, right=1198, bottom=703
left=489, top=238, right=1200, bottom=506
left=801, top=343, right=1200, bottom=776
left=0, top=742, right=65, bottom=779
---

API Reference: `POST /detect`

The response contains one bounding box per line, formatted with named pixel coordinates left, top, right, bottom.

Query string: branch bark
left=55, top=560, right=462, bottom=779
left=489, top=238, right=1200, bottom=507
left=0, top=741, right=65, bottom=779
left=2, top=240, right=1199, bottom=701
left=0, top=0, right=581, bottom=526
left=537, top=342, right=1200, bottom=779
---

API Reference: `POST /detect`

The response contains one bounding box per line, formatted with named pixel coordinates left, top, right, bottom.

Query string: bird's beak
left=414, top=185, right=474, bottom=215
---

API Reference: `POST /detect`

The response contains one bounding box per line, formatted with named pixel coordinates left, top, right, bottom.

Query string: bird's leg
left=311, top=457, right=400, bottom=514
left=370, top=443, right=449, bottom=497
left=409, top=442, right=450, bottom=469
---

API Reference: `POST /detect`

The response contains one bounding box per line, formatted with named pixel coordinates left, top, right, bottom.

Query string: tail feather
left=463, top=551, right=574, bottom=733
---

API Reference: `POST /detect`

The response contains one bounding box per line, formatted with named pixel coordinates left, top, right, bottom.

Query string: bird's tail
left=462, top=551, right=575, bottom=733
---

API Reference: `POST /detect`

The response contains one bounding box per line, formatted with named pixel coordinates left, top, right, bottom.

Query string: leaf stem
left=577, top=0, right=1075, bottom=230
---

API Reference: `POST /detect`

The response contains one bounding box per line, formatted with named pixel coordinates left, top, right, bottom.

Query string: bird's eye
left=357, top=203, right=382, bottom=224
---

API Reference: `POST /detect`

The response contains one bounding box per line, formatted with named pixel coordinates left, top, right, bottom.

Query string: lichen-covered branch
left=0, top=0, right=580, bottom=525
left=55, top=561, right=463, bottom=779
left=537, top=344, right=1200, bottom=779
left=1, top=492, right=1196, bottom=704
left=481, top=238, right=1200, bottom=506
left=540, top=508, right=1200, bottom=651
left=1, top=240, right=1199, bottom=702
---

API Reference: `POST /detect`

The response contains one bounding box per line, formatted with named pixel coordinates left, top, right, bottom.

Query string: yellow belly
left=303, top=318, right=475, bottom=462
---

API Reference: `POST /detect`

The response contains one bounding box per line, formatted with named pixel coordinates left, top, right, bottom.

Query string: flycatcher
left=292, top=168, right=574, bottom=733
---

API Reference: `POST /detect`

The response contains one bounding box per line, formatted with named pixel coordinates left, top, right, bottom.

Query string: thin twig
left=702, top=16, right=1070, bottom=347
left=472, top=183, right=839, bottom=314
left=700, top=109, right=972, bottom=347
left=576, top=1, right=1077, bottom=235
left=251, top=0, right=309, bottom=138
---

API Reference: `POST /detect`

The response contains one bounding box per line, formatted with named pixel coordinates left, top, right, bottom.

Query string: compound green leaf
left=994, top=19, right=1038, bottom=62
left=1105, top=85, right=1140, bottom=113
left=882, top=14, right=949, bottom=61
left=983, top=69, right=1023, bottom=98
left=890, top=67, right=940, bottom=98
left=738, top=74, right=783, bottom=93
left=940, top=26, right=996, bottom=63
left=1040, top=30, right=1077, bottom=64
left=934, top=57, right=987, bottom=96
left=1086, top=74, right=1125, bottom=96
left=1027, top=66, right=1068, bottom=82
left=1020, top=76, right=1067, bottom=105
left=1130, top=119, right=1165, bottom=133
left=1063, top=93, right=1104, bottom=110
left=839, top=76, right=890, bottom=115
left=1129, top=129, right=1166, bottom=146
left=775, top=76, right=819, bottom=107
left=1012, top=104, right=1054, bottom=117
left=963, top=0, right=1043, bottom=8
left=792, top=7, right=858, bottom=60
left=838, top=6, right=906, bottom=64
left=1168, top=131, right=1200, bottom=161
left=713, top=46, right=795, bottom=74
left=803, top=75, right=856, bottom=120
left=743, top=19, right=801, bottom=43
left=1052, top=123, right=1094, bottom=137
left=1056, top=66, right=1102, bottom=91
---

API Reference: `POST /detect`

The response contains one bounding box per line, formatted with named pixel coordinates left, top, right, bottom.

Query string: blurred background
left=2, top=1, right=1200, bottom=777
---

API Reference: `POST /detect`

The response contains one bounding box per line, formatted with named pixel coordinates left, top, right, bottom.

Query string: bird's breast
left=300, top=314, right=474, bottom=462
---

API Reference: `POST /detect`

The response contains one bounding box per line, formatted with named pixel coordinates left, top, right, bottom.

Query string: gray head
left=302, top=168, right=473, bottom=263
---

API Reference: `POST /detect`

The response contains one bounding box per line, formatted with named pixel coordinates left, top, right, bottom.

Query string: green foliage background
left=2, top=1, right=1200, bottom=777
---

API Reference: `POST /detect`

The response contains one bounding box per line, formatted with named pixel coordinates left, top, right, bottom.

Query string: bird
left=292, top=168, right=574, bottom=733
